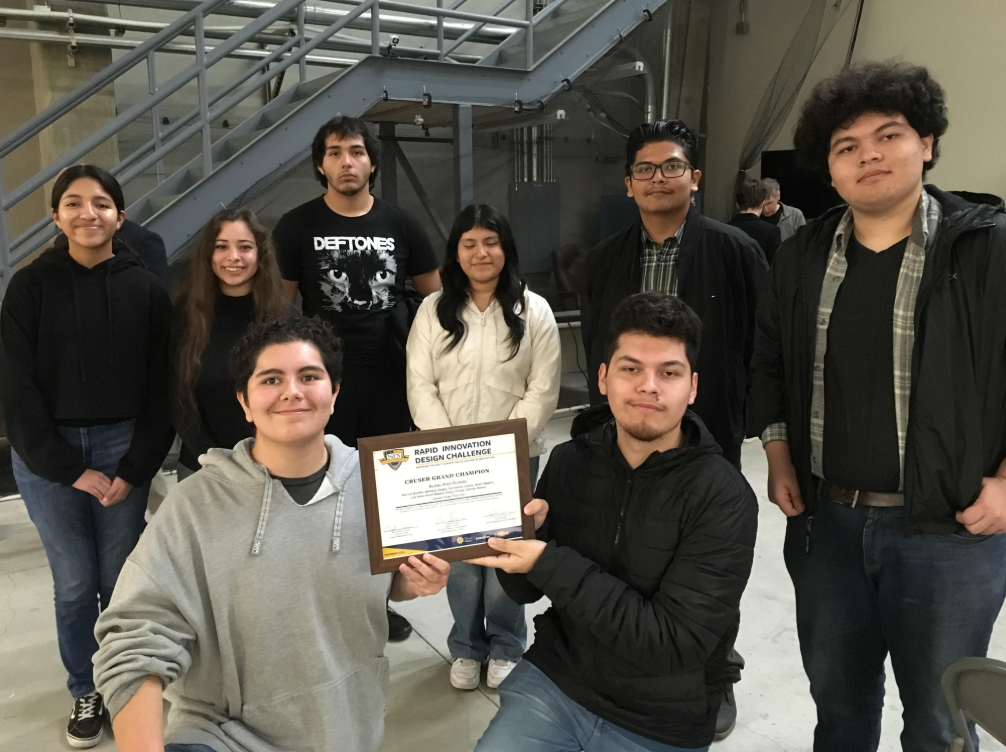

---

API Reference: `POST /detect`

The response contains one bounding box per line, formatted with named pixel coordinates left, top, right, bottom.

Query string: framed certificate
left=358, top=419, right=534, bottom=574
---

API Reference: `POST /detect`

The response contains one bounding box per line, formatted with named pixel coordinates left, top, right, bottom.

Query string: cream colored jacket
left=406, top=290, right=561, bottom=457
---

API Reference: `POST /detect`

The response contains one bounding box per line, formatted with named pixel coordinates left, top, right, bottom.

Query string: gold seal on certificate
left=358, top=419, right=534, bottom=574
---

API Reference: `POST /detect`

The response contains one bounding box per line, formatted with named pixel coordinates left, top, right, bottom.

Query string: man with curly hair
left=750, top=61, right=1006, bottom=751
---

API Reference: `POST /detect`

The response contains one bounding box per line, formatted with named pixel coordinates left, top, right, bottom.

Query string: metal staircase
left=0, top=0, right=666, bottom=293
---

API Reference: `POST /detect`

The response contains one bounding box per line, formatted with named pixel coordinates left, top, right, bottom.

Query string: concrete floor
left=2, top=416, right=1004, bottom=751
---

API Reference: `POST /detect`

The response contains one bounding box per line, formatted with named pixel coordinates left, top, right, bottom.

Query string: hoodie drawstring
left=69, top=267, right=85, bottom=383
left=105, top=262, right=114, bottom=366
left=250, top=478, right=273, bottom=556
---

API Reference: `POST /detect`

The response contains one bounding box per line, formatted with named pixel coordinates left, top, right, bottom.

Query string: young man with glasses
left=581, top=119, right=768, bottom=740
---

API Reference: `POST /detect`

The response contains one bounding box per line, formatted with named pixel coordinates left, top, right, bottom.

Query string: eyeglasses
left=630, top=160, right=691, bottom=180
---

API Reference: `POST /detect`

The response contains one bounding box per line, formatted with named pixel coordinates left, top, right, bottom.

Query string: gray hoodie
left=94, top=436, right=393, bottom=752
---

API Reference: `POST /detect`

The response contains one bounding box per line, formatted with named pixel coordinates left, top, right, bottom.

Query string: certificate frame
left=358, top=419, right=534, bottom=574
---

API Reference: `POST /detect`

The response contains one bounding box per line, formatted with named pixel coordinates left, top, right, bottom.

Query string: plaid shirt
left=640, top=221, right=687, bottom=296
left=762, top=192, right=942, bottom=491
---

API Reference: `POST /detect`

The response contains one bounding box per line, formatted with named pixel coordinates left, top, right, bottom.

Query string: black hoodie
left=497, top=408, right=758, bottom=747
left=0, top=243, right=174, bottom=486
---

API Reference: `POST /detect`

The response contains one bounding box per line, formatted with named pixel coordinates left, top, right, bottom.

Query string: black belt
left=819, top=480, right=904, bottom=508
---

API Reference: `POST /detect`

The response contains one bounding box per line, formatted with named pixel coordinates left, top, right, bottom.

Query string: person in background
left=750, top=61, right=1006, bottom=751
left=471, top=293, right=758, bottom=752
left=581, top=120, right=767, bottom=739
left=172, top=209, right=293, bottom=480
left=406, top=204, right=561, bottom=692
left=116, top=219, right=170, bottom=287
left=728, top=177, right=782, bottom=265
left=759, top=177, right=806, bottom=243
left=95, top=316, right=450, bottom=752
left=273, top=115, right=442, bottom=642
left=0, top=165, right=173, bottom=749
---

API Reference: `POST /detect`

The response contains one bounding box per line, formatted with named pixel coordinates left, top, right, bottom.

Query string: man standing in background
left=273, top=115, right=442, bottom=643
left=581, top=119, right=768, bottom=741
left=760, top=177, right=806, bottom=243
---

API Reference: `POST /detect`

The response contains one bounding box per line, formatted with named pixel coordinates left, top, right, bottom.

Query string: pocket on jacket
left=238, top=656, right=390, bottom=749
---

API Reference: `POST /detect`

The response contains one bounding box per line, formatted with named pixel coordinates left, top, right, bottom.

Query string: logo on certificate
left=379, top=449, right=410, bottom=470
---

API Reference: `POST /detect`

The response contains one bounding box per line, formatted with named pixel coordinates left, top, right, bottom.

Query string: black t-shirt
left=273, top=196, right=438, bottom=352
left=822, top=234, right=908, bottom=492
left=271, top=454, right=331, bottom=506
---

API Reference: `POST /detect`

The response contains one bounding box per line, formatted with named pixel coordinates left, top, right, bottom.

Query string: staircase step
left=260, top=101, right=305, bottom=128
left=290, top=69, right=347, bottom=102
left=494, top=0, right=609, bottom=68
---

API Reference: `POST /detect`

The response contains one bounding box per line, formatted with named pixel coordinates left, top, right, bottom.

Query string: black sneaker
left=387, top=608, right=413, bottom=642
left=67, top=692, right=105, bottom=748
left=713, top=685, right=736, bottom=741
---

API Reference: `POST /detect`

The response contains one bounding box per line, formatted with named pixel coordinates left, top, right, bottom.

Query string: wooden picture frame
left=358, top=419, right=534, bottom=575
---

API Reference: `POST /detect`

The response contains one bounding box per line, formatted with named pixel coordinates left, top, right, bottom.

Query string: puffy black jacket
left=582, top=207, right=768, bottom=467
left=749, top=186, right=1006, bottom=534
left=498, top=408, right=758, bottom=747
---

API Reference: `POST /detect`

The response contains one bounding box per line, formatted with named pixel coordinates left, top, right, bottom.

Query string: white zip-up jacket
left=406, top=289, right=561, bottom=457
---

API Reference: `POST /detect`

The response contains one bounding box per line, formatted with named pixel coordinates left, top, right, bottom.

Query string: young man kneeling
left=471, top=293, right=758, bottom=751
left=94, top=317, right=450, bottom=752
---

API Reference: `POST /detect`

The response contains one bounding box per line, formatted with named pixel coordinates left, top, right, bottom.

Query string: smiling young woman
left=0, top=164, right=174, bottom=748
left=171, top=209, right=293, bottom=478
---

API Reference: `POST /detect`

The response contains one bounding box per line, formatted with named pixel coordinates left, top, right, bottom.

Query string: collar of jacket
left=570, top=404, right=721, bottom=470
left=616, top=204, right=708, bottom=287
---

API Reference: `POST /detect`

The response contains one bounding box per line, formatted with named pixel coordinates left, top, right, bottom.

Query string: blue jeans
left=447, top=457, right=538, bottom=663
left=12, top=422, right=150, bottom=698
left=476, top=659, right=708, bottom=752
left=784, top=493, right=1006, bottom=752
left=165, top=745, right=218, bottom=752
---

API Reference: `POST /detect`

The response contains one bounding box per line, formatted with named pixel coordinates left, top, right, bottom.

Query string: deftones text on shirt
left=313, top=235, right=397, bottom=312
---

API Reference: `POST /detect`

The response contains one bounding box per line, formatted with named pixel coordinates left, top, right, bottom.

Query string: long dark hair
left=176, top=209, right=287, bottom=420
left=51, top=164, right=125, bottom=214
left=436, top=204, right=527, bottom=358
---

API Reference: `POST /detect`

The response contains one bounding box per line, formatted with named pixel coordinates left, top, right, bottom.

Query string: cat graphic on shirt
left=317, top=243, right=397, bottom=313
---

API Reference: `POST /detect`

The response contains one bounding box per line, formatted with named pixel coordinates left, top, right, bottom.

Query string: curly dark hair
left=625, top=119, right=699, bottom=175
left=230, top=316, right=344, bottom=398
left=310, top=115, right=380, bottom=190
left=604, top=292, right=703, bottom=371
left=793, top=61, right=948, bottom=181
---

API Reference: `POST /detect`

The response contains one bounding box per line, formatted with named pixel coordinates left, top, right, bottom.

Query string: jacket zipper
left=612, top=474, right=632, bottom=550
left=473, top=307, right=486, bottom=423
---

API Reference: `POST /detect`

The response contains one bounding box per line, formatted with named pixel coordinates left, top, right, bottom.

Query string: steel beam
left=136, top=0, right=666, bottom=255
left=453, top=104, right=474, bottom=213
left=379, top=122, right=398, bottom=204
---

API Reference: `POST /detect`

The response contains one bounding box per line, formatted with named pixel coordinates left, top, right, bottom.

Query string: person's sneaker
left=713, top=685, right=737, bottom=741
left=387, top=608, right=413, bottom=642
left=486, top=659, right=517, bottom=689
left=66, top=692, right=105, bottom=748
left=450, top=658, right=482, bottom=690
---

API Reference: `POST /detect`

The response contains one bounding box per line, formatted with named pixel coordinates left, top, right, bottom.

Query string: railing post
left=371, top=0, right=380, bottom=56
left=0, top=159, right=10, bottom=299
left=194, top=14, right=212, bottom=179
left=297, top=3, right=307, bottom=82
left=147, top=51, right=165, bottom=184
left=525, top=0, right=534, bottom=69
left=437, top=0, right=444, bottom=60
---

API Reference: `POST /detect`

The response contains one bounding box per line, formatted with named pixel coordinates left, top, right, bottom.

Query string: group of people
left=0, top=58, right=1004, bottom=752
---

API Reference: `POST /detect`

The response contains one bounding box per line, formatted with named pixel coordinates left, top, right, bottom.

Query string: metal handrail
left=0, top=0, right=554, bottom=285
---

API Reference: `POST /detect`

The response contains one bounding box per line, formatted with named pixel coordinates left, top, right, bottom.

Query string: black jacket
left=0, top=244, right=174, bottom=486
left=582, top=207, right=769, bottom=465
left=115, top=219, right=170, bottom=288
left=749, top=186, right=1006, bottom=533
left=498, top=408, right=758, bottom=747
left=728, top=212, right=781, bottom=266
